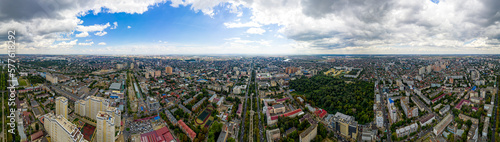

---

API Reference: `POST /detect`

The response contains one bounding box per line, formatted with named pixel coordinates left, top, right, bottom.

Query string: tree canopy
left=290, top=75, right=375, bottom=124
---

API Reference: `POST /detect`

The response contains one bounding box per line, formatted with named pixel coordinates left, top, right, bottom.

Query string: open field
left=195, top=106, right=214, bottom=125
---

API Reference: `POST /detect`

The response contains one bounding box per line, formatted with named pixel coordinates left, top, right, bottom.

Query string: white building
left=75, top=96, right=120, bottom=126
left=44, top=113, right=87, bottom=142
left=376, top=111, right=384, bottom=128
left=96, top=111, right=115, bottom=142
left=56, top=96, right=68, bottom=119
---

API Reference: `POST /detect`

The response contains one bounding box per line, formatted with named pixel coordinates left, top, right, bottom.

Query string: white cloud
left=50, top=40, right=78, bottom=48
left=2, top=0, right=500, bottom=54
left=78, top=41, right=94, bottom=46
left=0, top=0, right=166, bottom=51
left=224, top=21, right=261, bottom=28
left=127, top=26, right=131, bottom=29
left=98, top=42, right=106, bottom=45
left=76, top=23, right=110, bottom=32
left=110, top=22, right=118, bottom=29
left=75, top=32, right=89, bottom=37
left=94, top=31, right=107, bottom=36
left=246, top=28, right=266, bottom=35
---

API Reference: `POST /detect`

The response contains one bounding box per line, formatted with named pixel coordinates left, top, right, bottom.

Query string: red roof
left=276, top=97, right=289, bottom=103
left=271, top=109, right=302, bottom=120
left=314, top=109, right=327, bottom=118
left=178, top=120, right=196, bottom=140
left=431, top=93, right=450, bottom=103
left=155, top=126, right=175, bottom=142
left=140, top=131, right=158, bottom=142
left=237, top=104, right=243, bottom=114
left=455, top=99, right=471, bottom=110
left=31, top=131, right=43, bottom=141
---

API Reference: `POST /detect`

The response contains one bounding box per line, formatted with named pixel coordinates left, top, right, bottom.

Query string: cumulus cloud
left=94, top=31, right=107, bottom=36
left=98, top=42, right=106, bottom=45
left=224, top=21, right=261, bottom=28
left=75, top=32, right=89, bottom=37
left=2, top=0, right=500, bottom=54
left=110, top=22, right=118, bottom=29
left=246, top=28, right=265, bottom=35
left=170, top=0, right=500, bottom=53
left=78, top=41, right=94, bottom=46
left=0, top=0, right=166, bottom=50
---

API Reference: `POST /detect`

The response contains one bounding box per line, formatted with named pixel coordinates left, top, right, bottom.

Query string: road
left=257, top=80, right=265, bottom=142
left=491, top=76, right=498, bottom=142
left=239, top=62, right=253, bottom=142
left=377, top=78, right=392, bottom=142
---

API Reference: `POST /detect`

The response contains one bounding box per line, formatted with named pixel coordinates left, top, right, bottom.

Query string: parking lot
left=128, top=120, right=153, bottom=134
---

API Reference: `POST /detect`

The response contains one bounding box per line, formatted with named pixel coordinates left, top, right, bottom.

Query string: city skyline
left=1, top=0, right=500, bottom=55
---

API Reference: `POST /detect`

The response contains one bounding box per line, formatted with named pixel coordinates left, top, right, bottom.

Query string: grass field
left=204, top=117, right=214, bottom=128
left=18, top=78, right=28, bottom=86
left=195, top=106, right=214, bottom=125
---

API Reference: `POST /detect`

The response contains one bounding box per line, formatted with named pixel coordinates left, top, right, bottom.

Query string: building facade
left=75, top=96, right=120, bottom=126
left=55, top=96, right=68, bottom=119
left=299, top=124, right=317, bottom=142
left=95, top=111, right=115, bottom=142
left=44, top=113, right=87, bottom=142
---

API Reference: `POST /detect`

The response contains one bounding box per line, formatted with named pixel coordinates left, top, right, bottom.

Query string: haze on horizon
left=1, top=0, right=500, bottom=55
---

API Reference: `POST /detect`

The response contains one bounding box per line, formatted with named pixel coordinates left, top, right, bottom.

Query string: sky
left=1, top=0, right=500, bottom=55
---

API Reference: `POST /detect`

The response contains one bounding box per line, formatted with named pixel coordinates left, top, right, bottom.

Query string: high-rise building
left=426, top=65, right=432, bottom=74
left=155, top=70, right=161, bottom=77
left=331, top=112, right=358, bottom=140
left=96, top=111, right=115, bottom=142
left=56, top=96, right=68, bottom=119
left=75, top=96, right=121, bottom=127
left=376, top=111, right=384, bottom=128
left=75, top=96, right=109, bottom=120
left=105, top=107, right=121, bottom=127
left=165, top=66, right=173, bottom=74
left=401, top=97, right=418, bottom=118
left=44, top=113, right=87, bottom=142
left=46, top=73, right=59, bottom=84
left=75, top=100, right=86, bottom=117
left=116, top=64, right=124, bottom=70
left=285, top=67, right=299, bottom=74
left=418, top=67, right=426, bottom=75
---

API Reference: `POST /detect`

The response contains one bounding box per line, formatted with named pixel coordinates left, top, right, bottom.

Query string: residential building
left=267, top=128, right=281, bottom=142
left=299, top=124, right=317, bottom=142
left=165, top=110, right=178, bottom=125
left=439, top=105, right=450, bottom=115
left=75, top=96, right=109, bottom=121
left=387, top=98, right=398, bottom=123
left=178, top=120, right=196, bottom=141
left=285, top=67, right=299, bottom=74
left=192, top=97, right=207, bottom=111
left=434, top=114, right=453, bottom=135
left=331, top=112, right=358, bottom=140
left=418, top=113, right=435, bottom=126
left=165, top=66, right=173, bottom=74
left=105, top=107, right=121, bottom=127
left=46, top=73, right=59, bottom=84
left=376, top=111, right=384, bottom=128
left=401, top=97, right=418, bottom=118
left=55, top=96, right=68, bottom=119
left=95, top=111, right=115, bottom=142
left=458, top=114, right=479, bottom=125
left=43, top=113, right=87, bottom=142
left=396, top=123, right=418, bottom=138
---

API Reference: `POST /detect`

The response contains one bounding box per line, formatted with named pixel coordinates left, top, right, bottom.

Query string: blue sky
left=1, top=0, right=500, bottom=54
left=66, top=2, right=293, bottom=54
